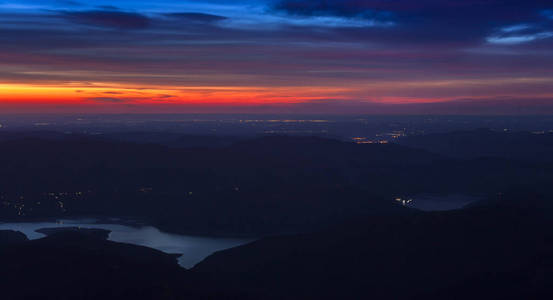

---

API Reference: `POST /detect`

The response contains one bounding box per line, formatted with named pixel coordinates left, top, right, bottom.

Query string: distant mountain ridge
left=1, top=133, right=553, bottom=236
left=398, top=128, right=553, bottom=162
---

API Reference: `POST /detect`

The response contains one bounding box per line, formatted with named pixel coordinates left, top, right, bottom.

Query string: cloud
left=0, top=1, right=553, bottom=114
left=273, top=0, right=553, bottom=43
left=96, top=5, right=119, bottom=10
left=61, top=10, right=150, bottom=29
left=278, top=96, right=553, bottom=115
left=487, top=32, right=553, bottom=45
left=274, top=0, right=384, bottom=18
left=269, top=0, right=395, bottom=28
left=274, top=0, right=551, bottom=19
left=501, top=24, right=533, bottom=33
left=163, top=12, right=227, bottom=23
left=87, top=97, right=127, bottom=103
left=542, top=10, right=553, bottom=20
left=57, top=1, right=82, bottom=6
left=487, top=22, right=553, bottom=45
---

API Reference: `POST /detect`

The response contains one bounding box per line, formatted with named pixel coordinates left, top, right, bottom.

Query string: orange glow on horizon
left=0, top=83, right=351, bottom=106
left=2, top=75, right=553, bottom=113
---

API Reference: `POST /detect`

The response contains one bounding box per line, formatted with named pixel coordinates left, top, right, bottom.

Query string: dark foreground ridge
left=36, top=227, right=111, bottom=240
left=193, top=191, right=553, bottom=299
left=1, top=192, right=553, bottom=299
left=0, top=230, right=28, bottom=245
left=0, top=229, right=246, bottom=300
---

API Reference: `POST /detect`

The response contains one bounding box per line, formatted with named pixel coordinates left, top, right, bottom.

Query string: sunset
left=1, top=0, right=553, bottom=113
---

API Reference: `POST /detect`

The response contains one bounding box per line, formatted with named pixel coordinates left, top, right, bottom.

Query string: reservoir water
left=0, top=219, right=251, bottom=268
left=405, top=194, right=483, bottom=211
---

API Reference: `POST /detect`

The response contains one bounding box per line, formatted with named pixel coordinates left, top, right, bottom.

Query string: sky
left=0, top=0, right=552, bottom=114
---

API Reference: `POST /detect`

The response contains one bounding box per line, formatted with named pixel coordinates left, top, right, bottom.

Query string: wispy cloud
left=487, top=32, right=553, bottom=44
left=87, top=97, right=128, bottom=103
left=501, top=24, right=532, bottom=33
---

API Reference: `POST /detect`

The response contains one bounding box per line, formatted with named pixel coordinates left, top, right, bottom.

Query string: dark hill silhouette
left=104, top=131, right=243, bottom=148
left=399, top=129, right=553, bottom=162
left=0, top=229, right=247, bottom=300
left=194, top=192, right=553, bottom=299
left=0, top=230, right=28, bottom=246
left=1, top=192, right=551, bottom=299
left=0, top=134, right=441, bottom=169
left=1, top=134, right=553, bottom=236
left=228, top=135, right=441, bottom=167
left=0, top=135, right=439, bottom=236
left=0, top=129, right=552, bottom=298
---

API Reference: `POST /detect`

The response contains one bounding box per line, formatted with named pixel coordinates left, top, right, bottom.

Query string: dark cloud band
left=61, top=10, right=150, bottom=29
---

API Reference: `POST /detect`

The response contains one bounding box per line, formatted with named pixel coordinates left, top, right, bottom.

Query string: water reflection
left=401, top=194, right=483, bottom=211
left=0, top=219, right=251, bottom=268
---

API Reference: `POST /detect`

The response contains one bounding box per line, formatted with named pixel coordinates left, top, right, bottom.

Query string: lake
left=0, top=219, right=251, bottom=268
left=406, top=194, right=483, bottom=211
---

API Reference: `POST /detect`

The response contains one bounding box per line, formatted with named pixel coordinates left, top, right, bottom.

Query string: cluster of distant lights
left=1, top=191, right=88, bottom=216
left=395, top=197, right=413, bottom=206
left=352, top=130, right=406, bottom=144
left=352, top=137, right=389, bottom=144
left=238, top=119, right=330, bottom=123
